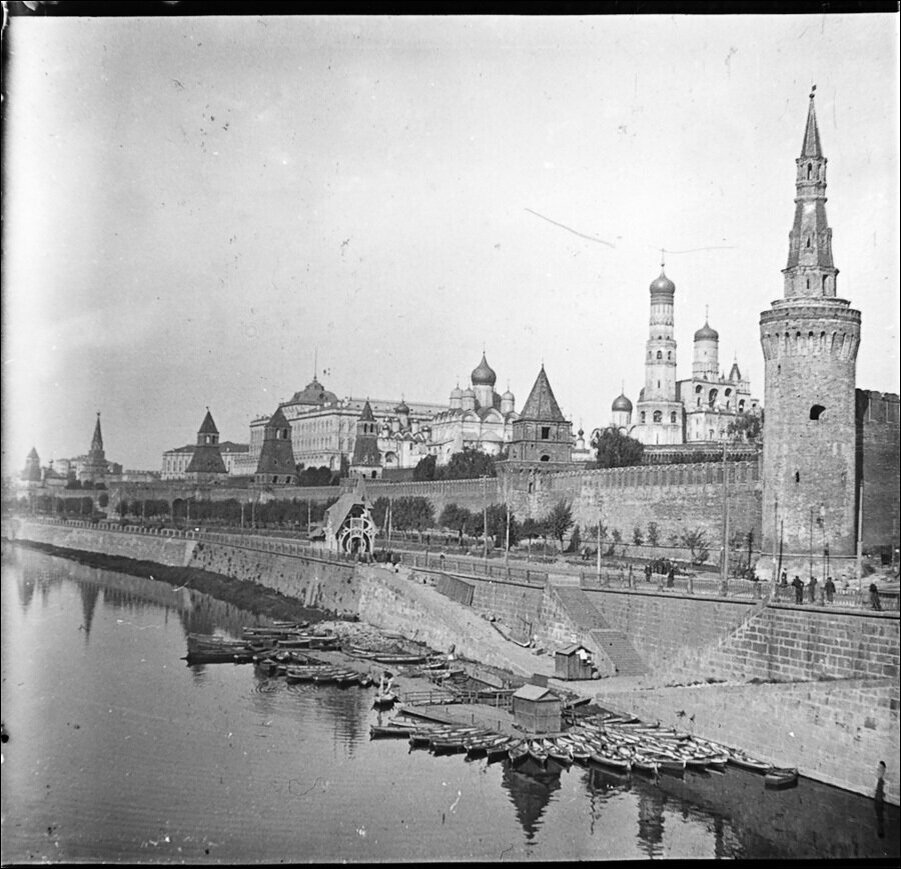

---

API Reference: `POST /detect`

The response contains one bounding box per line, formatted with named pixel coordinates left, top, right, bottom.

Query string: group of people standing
left=778, top=570, right=883, bottom=609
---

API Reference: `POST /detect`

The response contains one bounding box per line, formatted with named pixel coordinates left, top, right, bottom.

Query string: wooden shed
left=511, top=684, right=562, bottom=734
left=555, top=644, right=596, bottom=681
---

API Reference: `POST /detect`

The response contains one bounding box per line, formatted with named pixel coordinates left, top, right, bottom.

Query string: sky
left=2, top=12, right=899, bottom=475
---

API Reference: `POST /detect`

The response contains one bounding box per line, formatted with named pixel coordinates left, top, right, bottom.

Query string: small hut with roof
left=323, top=482, right=376, bottom=555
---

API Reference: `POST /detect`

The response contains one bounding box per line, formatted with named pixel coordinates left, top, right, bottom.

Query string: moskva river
left=2, top=546, right=897, bottom=863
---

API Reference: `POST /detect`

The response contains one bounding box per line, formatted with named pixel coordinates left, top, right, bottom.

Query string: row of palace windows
left=639, top=411, right=679, bottom=425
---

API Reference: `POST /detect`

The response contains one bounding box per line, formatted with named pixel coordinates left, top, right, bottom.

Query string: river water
left=1, top=546, right=897, bottom=863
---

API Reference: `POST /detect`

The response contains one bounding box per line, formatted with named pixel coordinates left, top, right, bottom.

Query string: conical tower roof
left=198, top=409, right=219, bottom=435
left=359, top=400, right=375, bottom=422
left=800, top=90, right=822, bottom=158
left=90, top=413, right=104, bottom=452
left=519, top=365, right=567, bottom=422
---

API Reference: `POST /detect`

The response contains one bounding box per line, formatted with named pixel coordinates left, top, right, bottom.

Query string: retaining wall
left=598, top=678, right=899, bottom=807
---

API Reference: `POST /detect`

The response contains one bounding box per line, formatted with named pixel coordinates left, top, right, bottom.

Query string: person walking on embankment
left=808, top=575, right=818, bottom=604
left=792, top=575, right=804, bottom=604
left=824, top=576, right=835, bottom=604
left=869, top=582, right=882, bottom=611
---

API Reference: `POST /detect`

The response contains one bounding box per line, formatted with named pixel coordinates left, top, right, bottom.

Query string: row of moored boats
left=371, top=713, right=799, bottom=788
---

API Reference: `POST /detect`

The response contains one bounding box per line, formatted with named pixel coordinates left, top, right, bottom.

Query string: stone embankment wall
left=188, top=540, right=358, bottom=615
left=8, top=518, right=198, bottom=567
left=598, top=677, right=899, bottom=807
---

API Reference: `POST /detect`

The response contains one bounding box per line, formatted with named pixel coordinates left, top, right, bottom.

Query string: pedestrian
left=792, top=575, right=804, bottom=604
left=869, top=582, right=882, bottom=611
left=875, top=760, right=886, bottom=839
left=780, top=569, right=788, bottom=587
left=645, top=563, right=652, bottom=583
left=824, top=575, right=835, bottom=603
left=666, top=564, right=675, bottom=588
left=808, top=575, right=818, bottom=604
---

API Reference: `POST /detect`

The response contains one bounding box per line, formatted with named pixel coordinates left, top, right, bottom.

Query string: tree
left=680, top=528, right=711, bottom=565
left=391, top=496, right=435, bottom=531
left=439, top=503, right=472, bottom=535
left=441, top=447, right=496, bottom=480
left=545, top=500, right=574, bottom=547
left=486, top=503, right=519, bottom=547
left=726, top=410, right=764, bottom=444
left=592, top=427, right=645, bottom=469
left=565, top=524, right=581, bottom=553
left=520, top=517, right=545, bottom=544
left=646, top=521, right=660, bottom=547
left=632, top=525, right=644, bottom=545
left=413, top=454, right=438, bottom=481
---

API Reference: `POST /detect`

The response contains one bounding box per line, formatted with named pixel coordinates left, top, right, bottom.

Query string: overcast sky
left=3, top=13, right=899, bottom=474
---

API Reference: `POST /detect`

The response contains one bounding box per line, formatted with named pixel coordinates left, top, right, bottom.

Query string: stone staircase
left=550, top=586, right=647, bottom=676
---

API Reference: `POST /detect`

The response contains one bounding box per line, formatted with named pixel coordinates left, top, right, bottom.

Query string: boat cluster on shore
left=371, top=712, right=799, bottom=790
left=184, top=622, right=340, bottom=664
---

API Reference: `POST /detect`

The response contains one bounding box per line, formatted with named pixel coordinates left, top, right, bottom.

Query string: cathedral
left=609, top=270, right=760, bottom=445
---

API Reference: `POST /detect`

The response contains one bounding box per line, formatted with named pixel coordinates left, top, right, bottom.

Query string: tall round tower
left=634, top=267, right=683, bottom=444
left=692, top=316, right=719, bottom=380
left=759, top=90, right=861, bottom=568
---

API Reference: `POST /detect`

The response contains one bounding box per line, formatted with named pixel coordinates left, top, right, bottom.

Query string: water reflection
left=2, top=545, right=899, bottom=864
left=500, top=757, right=561, bottom=840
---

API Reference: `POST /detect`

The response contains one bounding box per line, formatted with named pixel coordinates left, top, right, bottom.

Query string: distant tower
left=692, top=312, right=719, bottom=379
left=394, top=398, right=410, bottom=432
left=78, top=413, right=109, bottom=484
left=254, top=406, right=297, bottom=486
left=634, top=266, right=683, bottom=444
left=349, top=400, right=382, bottom=479
left=500, top=385, right=516, bottom=416
left=507, top=365, right=572, bottom=464
left=21, top=447, right=42, bottom=485
left=185, top=408, right=228, bottom=481
left=759, top=89, right=861, bottom=565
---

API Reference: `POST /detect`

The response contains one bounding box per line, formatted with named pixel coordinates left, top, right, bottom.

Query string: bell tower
left=760, top=88, right=861, bottom=572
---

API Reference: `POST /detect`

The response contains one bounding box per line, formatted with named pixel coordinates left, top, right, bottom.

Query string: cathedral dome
left=649, top=270, right=676, bottom=296
left=395, top=399, right=410, bottom=415
left=611, top=393, right=633, bottom=413
left=471, top=353, right=497, bottom=387
left=461, top=386, right=476, bottom=398
left=502, top=388, right=515, bottom=402
left=694, top=320, right=719, bottom=342
left=450, top=385, right=462, bottom=399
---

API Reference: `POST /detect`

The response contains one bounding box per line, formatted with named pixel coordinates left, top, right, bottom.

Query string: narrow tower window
left=807, top=163, right=812, bottom=179
left=810, top=404, right=825, bottom=420
left=795, top=471, right=801, bottom=484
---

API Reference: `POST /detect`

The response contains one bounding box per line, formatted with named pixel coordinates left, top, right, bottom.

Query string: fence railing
left=15, top=516, right=897, bottom=612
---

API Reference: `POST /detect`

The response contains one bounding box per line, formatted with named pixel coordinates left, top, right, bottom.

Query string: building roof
left=359, top=400, right=375, bottom=422
left=800, top=91, right=822, bottom=158
left=557, top=643, right=590, bottom=656
left=185, top=444, right=226, bottom=474
left=519, top=365, right=567, bottom=422
left=89, top=413, right=104, bottom=453
left=325, top=492, right=365, bottom=535
left=219, top=441, right=249, bottom=454
left=288, top=376, right=338, bottom=407
left=513, top=684, right=558, bottom=702
left=729, top=361, right=742, bottom=382
left=198, top=410, right=219, bottom=435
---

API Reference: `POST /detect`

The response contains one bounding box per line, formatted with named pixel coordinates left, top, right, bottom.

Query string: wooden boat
left=284, top=667, right=318, bottom=683
left=590, top=752, right=631, bottom=772
left=508, top=741, right=530, bottom=764
left=728, top=752, right=772, bottom=773
left=631, top=755, right=660, bottom=775
left=370, top=723, right=416, bottom=739
left=545, top=739, right=573, bottom=765
left=528, top=741, right=550, bottom=765
left=372, top=690, right=398, bottom=708
left=371, top=653, right=430, bottom=665
left=764, top=767, right=799, bottom=789
left=657, top=756, right=686, bottom=775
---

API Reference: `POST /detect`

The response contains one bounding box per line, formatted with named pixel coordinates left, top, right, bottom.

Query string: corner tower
left=760, top=90, right=861, bottom=567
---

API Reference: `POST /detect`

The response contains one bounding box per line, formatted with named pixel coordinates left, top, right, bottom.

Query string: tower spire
left=783, top=88, right=837, bottom=299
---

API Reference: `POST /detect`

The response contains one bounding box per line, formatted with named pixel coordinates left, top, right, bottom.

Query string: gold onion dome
left=611, top=393, right=633, bottom=413
left=649, top=270, right=676, bottom=296
left=694, top=320, right=719, bottom=342
left=470, top=352, right=497, bottom=387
